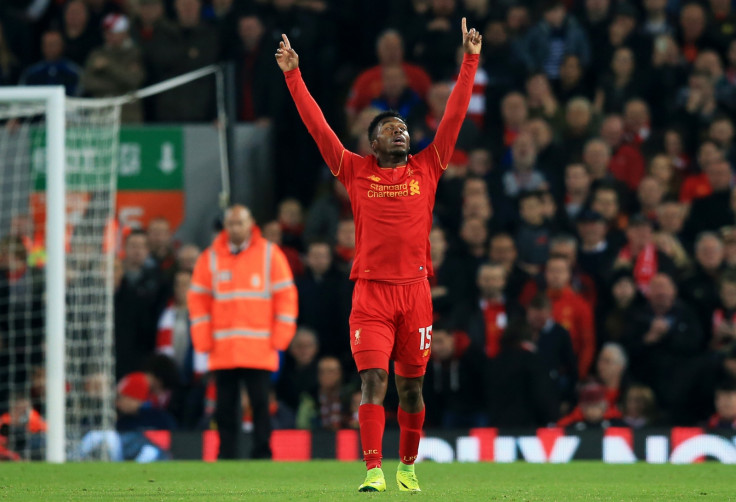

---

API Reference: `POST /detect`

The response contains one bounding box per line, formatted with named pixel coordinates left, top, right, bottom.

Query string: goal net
left=0, top=90, right=119, bottom=461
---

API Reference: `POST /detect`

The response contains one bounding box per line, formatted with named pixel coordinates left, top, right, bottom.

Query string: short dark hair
left=125, top=229, right=147, bottom=244
left=368, top=110, right=406, bottom=142
left=528, top=293, right=551, bottom=310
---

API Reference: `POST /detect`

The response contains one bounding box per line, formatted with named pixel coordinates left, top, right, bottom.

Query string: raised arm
left=276, top=34, right=349, bottom=177
left=431, top=18, right=481, bottom=169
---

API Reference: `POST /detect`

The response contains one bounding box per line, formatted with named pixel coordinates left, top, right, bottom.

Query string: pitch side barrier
left=112, top=428, right=736, bottom=463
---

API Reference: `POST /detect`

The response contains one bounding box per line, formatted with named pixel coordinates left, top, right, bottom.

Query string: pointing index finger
left=281, top=33, right=291, bottom=49
left=462, top=17, right=467, bottom=35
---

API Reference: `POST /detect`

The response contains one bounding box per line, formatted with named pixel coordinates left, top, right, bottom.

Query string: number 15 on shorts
left=419, top=325, right=433, bottom=350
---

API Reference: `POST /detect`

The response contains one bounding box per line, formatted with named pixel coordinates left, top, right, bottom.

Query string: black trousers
left=214, top=368, right=272, bottom=459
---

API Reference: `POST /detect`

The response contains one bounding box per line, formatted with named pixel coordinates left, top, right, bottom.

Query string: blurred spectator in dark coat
left=406, top=0, right=461, bottom=81
left=484, top=322, right=559, bottom=427
left=424, top=324, right=488, bottom=428
left=599, top=269, right=645, bottom=346
left=276, top=327, right=319, bottom=413
left=81, top=14, right=145, bottom=123
left=577, top=209, right=618, bottom=289
left=703, top=380, right=736, bottom=431
left=19, top=30, right=81, bottom=96
left=679, top=232, right=725, bottom=337
left=622, top=384, right=659, bottom=428
left=295, top=242, right=351, bottom=361
left=684, top=161, right=734, bottom=238
left=114, top=231, right=163, bottom=380
left=521, top=1, right=590, bottom=80
left=624, top=273, right=704, bottom=412
left=144, top=0, right=220, bottom=121
left=62, top=0, right=102, bottom=68
left=0, top=23, right=19, bottom=85
left=526, top=294, right=578, bottom=411
left=231, top=13, right=286, bottom=124
left=489, top=232, right=531, bottom=303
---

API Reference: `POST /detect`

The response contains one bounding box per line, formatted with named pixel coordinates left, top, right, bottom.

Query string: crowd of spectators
left=3, top=0, right=736, bottom=455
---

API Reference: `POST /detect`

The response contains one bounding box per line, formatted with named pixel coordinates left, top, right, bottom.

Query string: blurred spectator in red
left=676, top=3, right=721, bottom=64
left=409, top=81, right=479, bottom=153
left=262, top=220, right=304, bottom=278
left=542, top=255, right=596, bottom=378
left=600, top=114, right=646, bottom=192
left=685, top=160, right=734, bottom=236
left=131, top=0, right=170, bottom=43
left=679, top=140, right=724, bottom=203
left=333, top=218, right=355, bottom=276
left=558, top=380, right=624, bottom=430
left=345, top=30, right=431, bottom=126
left=81, top=13, right=145, bottom=123
left=488, top=91, right=528, bottom=162
left=115, top=363, right=178, bottom=431
left=710, top=271, right=736, bottom=351
left=704, top=380, right=736, bottom=430
left=277, top=198, right=305, bottom=252
left=615, top=214, right=677, bottom=294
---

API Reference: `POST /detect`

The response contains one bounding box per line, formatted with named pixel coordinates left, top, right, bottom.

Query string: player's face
left=373, top=118, right=410, bottom=157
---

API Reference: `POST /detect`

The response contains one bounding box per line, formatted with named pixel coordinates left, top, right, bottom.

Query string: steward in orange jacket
left=188, top=205, right=298, bottom=459
left=188, top=215, right=298, bottom=372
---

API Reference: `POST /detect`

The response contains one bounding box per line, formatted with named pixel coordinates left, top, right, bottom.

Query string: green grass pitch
left=1, top=461, right=734, bottom=501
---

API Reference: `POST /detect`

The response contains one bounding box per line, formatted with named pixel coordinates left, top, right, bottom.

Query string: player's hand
left=275, top=33, right=299, bottom=72
left=461, top=17, right=482, bottom=55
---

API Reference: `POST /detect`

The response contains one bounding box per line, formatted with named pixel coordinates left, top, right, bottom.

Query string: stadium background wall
left=145, top=428, right=736, bottom=464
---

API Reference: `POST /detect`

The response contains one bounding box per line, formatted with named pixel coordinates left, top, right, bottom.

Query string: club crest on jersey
left=368, top=175, right=381, bottom=182
left=409, top=179, right=420, bottom=195
left=406, top=167, right=414, bottom=177
left=353, top=328, right=362, bottom=345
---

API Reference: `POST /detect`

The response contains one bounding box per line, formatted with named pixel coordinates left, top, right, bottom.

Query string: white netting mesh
left=0, top=98, right=119, bottom=460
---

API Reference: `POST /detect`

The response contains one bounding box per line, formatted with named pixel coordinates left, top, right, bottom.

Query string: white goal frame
left=0, top=86, right=66, bottom=463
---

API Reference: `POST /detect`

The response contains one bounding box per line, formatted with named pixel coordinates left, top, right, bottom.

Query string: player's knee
left=360, top=369, right=388, bottom=396
left=400, top=385, right=423, bottom=407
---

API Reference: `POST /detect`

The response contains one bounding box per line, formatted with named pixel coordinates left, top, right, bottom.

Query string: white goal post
left=0, top=86, right=67, bottom=463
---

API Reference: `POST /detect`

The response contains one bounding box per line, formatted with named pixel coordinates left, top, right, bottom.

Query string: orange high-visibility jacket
left=188, top=227, right=298, bottom=371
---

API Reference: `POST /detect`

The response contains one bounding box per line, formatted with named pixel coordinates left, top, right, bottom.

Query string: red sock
left=359, top=403, right=384, bottom=470
left=398, top=406, right=425, bottom=465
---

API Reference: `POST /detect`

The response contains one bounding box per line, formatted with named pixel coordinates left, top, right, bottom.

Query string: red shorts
left=349, top=279, right=433, bottom=378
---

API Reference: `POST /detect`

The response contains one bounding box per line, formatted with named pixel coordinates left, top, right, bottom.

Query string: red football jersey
left=285, top=54, right=479, bottom=284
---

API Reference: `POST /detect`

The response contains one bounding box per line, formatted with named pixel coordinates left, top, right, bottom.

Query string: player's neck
left=376, top=152, right=408, bottom=168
